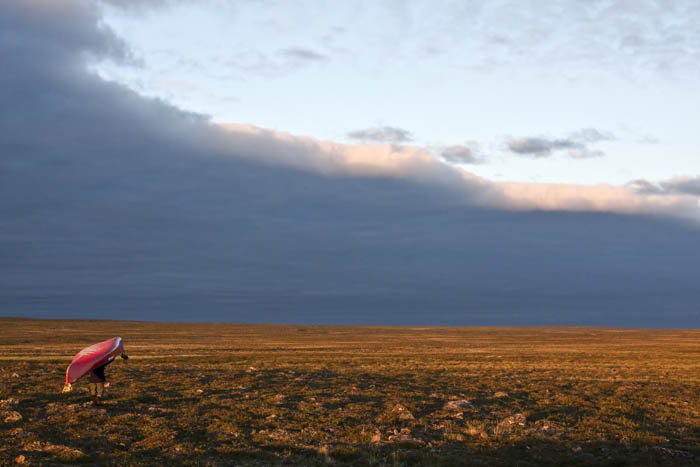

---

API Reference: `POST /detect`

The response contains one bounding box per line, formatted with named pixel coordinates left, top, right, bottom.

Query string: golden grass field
left=1, top=318, right=700, bottom=465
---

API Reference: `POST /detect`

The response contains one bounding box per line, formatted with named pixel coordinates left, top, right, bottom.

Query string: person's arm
left=118, top=338, right=128, bottom=359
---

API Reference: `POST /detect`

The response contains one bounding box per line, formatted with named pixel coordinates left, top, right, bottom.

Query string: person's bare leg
left=89, top=372, right=102, bottom=405
left=88, top=382, right=97, bottom=404
left=95, top=382, right=104, bottom=405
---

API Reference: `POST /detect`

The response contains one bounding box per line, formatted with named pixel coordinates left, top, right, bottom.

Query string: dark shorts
left=90, top=364, right=106, bottom=383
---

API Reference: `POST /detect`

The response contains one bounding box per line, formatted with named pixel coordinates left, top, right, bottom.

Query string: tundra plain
left=1, top=318, right=699, bottom=466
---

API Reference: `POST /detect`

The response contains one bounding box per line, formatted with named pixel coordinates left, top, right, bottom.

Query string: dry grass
left=1, top=318, right=700, bottom=465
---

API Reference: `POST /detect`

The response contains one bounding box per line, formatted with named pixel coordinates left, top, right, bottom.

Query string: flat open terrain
left=1, top=319, right=700, bottom=466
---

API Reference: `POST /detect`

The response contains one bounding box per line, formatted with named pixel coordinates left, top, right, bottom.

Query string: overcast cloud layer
left=2, top=1, right=699, bottom=327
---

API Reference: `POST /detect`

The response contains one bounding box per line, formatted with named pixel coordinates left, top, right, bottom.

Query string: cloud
left=443, top=1, right=700, bottom=81
left=567, top=149, right=605, bottom=159
left=347, top=126, right=414, bottom=144
left=0, top=0, right=691, bottom=221
left=662, top=176, right=700, bottom=196
left=496, top=180, right=694, bottom=215
left=279, top=47, right=329, bottom=62
left=630, top=176, right=700, bottom=197
left=637, top=135, right=661, bottom=144
left=506, top=128, right=614, bottom=158
left=628, top=179, right=663, bottom=195
left=227, top=46, right=328, bottom=78
left=506, top=137, right=580, bottom=157
left=2, top=0, right=700, bottom=327
left=440, top=144, right=483, bottom=164
left=98, top=0, right=180, bottom=13
left=219, top=124, right=699, bottom=217
left=569, top=128, right=615, bottom=143
left=7, top=0, right=134, bottom=66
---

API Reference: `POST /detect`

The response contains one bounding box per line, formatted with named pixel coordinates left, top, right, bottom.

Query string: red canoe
left=65, top=337, right=125, bottom=385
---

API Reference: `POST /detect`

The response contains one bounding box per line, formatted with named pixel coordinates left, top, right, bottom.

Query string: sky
left=96, top=0, right=700, bottom=186
left=1, top=0, right=699, bottom=327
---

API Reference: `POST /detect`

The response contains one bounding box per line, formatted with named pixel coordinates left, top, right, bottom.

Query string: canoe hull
left=65, top=337, right=124, bottom=385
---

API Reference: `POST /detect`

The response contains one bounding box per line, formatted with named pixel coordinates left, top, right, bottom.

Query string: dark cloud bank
left=1, top=1, right=699, bottom=327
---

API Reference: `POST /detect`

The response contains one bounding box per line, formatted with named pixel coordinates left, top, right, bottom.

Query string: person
left=62, top=337, right=129, bottom=402
left=88, top=352, right=128, bottom=405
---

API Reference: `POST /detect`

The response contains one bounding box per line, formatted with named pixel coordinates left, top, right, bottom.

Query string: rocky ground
left=1, top=318, right=700, bottom=465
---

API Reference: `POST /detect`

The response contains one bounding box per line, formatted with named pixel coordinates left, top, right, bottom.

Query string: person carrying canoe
left=62, top=337, right=128, bottom=405
left=87, top=353, right=128, bottom=405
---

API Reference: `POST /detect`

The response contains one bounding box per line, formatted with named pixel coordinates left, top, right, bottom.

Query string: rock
left=268, top=429, right=289, bottom=440
left=272, top=394, right=286, bottom=404
left=11, top=373, right=20, bottom=378
left=316, top=445, right=329, bottom=455
left=195, top=389, right=203, bottom=394
left=316, top=445, right=332, bottom=463
left=24, top=441, right=44, bottom=451
left=216, top=429, right=239, bottom=439
left=4, top=411, right=23, bottom=423
left=297, top=401, right=317, bottom=411
left=496, top=413, right=527, bottom=434
left=246, top=366, right=258, bottom=373
left=266, top=414, right=277, bottom=420
left=502, top=413, right=527, bottom=426
left=392, top=404, right=415, bottom=421
left=0, top=398, right=19, bottom=409
left=493, top=391, right=508, bottom=398
left=45, top=444, right=85, bottom=461
left=444, top=400, right=472, bottom=410
left=389, top=428, right=424, bottom=446
left=371, top=432, right=382, bottom=444
left=534, top=419, right=555, bottom=431
left=14, top=455, right=25, bottom=464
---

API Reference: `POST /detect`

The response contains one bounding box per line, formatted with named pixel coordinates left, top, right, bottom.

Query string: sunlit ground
left=1, top=318, right=699, bottom=465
